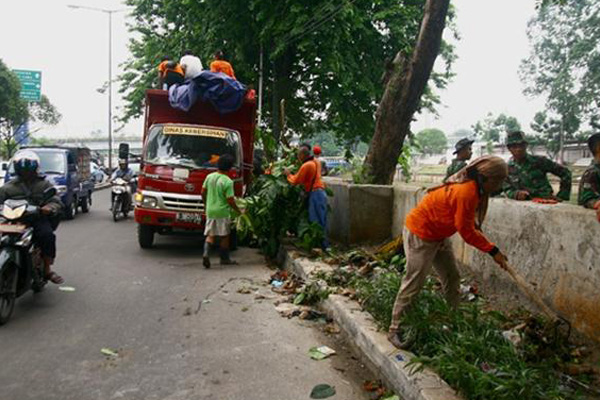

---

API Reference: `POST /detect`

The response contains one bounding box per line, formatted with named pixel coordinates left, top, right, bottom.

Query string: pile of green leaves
left=236, top=149, right=326, bottom=258
left=322, top=258, right=584, bottom=400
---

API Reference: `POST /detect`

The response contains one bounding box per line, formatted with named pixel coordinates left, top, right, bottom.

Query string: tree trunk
left=271, top=49, right=294, bottom=146
left=363, top=0, right=450, bottom=184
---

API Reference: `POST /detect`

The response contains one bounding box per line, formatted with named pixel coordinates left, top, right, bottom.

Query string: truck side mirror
left=1, top=163, right=7, bottom=171
left=119, top=143, right=130, bottom=160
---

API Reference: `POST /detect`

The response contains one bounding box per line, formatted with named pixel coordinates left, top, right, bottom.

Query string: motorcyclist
left=0, top=151, right=64, bottom=284
left=111, top=159, right=135, bottom=209
left=111, top=159, right=134, bottom=182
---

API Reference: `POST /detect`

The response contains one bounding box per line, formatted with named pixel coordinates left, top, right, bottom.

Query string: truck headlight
left=55, top=185, right=67, bottom=195
left=135, top=193, right=158, bottom=208
left=142, top=196, right=158, bottom=208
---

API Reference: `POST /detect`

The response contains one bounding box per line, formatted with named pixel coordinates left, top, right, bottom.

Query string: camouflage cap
left=587, top=133, right=600, bottom=153
left=453, top=138, right=475, bottom=154
left=506, top=131, right=528, bottom=146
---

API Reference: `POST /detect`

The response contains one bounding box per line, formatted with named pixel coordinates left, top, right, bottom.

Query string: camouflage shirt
left=445, top=159, right=467, bottom=181
left=578, top=161, right=600, bottom=209
left=503, top=154, right=572, bottom=200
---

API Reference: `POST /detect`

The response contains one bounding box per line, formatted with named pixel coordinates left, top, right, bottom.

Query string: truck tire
left=81, top=192, right=91, bottom=213
left=138, top=224, right=155, bottom=249
left=64, top=199, right=77, bottom=220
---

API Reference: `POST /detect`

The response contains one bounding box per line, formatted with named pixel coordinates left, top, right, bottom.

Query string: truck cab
left=6, top=146, right=94, bottom=219
left=134, top=90, right=256, bottom=248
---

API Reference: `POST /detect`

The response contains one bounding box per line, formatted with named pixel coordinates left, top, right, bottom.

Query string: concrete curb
left=280, top=248, right=462, bottom=400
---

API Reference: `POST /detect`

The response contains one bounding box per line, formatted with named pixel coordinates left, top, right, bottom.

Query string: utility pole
left=258, top=45, right=264, bottom=128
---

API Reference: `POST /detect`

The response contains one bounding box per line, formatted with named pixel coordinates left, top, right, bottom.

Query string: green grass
left=321, top=261, right=586, bottom=400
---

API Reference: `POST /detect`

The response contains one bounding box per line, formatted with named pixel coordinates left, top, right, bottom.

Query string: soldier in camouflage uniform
left=578, top=133, right=600, bottom=222
left=445, top=138, right=474, bottom=181
left=503, top=131, right=572, bottom=201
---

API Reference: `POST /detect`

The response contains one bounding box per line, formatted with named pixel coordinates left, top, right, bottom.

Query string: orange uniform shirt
left=210, top=60, right=236, bottom=79
left=405, top=180, right=494, bottom=253
left=287, top=159, right=325, bottom=193
left=158, top=61, right=184, bottom=77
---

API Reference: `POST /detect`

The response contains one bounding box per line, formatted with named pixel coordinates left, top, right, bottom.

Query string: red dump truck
left=134, top=89, right=257, bottom=248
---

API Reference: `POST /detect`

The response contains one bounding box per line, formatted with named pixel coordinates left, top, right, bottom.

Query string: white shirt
left=179, top=55, right=204, bottom=79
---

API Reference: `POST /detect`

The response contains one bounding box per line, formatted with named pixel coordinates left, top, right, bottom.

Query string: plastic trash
left=310, top=384, right=336, bottom=399
left=309, top=345, right=336, bottom=360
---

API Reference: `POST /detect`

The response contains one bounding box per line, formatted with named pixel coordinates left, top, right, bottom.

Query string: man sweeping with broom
left=388, top=156, right=510, bottom=349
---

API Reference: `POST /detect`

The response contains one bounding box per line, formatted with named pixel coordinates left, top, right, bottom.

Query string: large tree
left=521, top=0, right=600, bottom=162
left=121, top=0, right=453, bottom=154
left=416, top=128, right=447, bottom=155
left=362, top=0, right=453, bottom=184
left=472, top=113, right=522, bottom=143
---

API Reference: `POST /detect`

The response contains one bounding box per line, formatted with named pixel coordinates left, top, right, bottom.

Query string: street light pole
left=68, top=5, right=126, bottom=171
left=108, top=11, right=113, bottom=171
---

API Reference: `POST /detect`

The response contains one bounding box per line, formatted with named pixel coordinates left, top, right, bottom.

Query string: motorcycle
left=0, top=187, right=57, bottom=325
left=111, top=177, right=132, bottom=222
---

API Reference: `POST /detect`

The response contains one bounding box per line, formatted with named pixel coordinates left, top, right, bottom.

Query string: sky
left=414, top=0, right=546, bottom=136
left=0, top=0, right=546, bottom=140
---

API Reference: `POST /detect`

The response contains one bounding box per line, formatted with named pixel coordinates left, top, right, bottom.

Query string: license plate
left=176, top=212, right=203, bottom=225
left=0, top=224, right=26, bottom=234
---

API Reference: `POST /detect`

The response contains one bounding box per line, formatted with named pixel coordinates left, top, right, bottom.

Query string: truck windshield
left=9, top=150, right=65, bottom=175
left=144, top=125, right=241, bottom=169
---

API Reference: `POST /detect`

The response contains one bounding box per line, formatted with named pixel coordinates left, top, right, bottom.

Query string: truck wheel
left=64, top=199, right=76, bottom=220
left=81, top=194, right=90, bottom=213
left=138, top=224, right=155, bottom=249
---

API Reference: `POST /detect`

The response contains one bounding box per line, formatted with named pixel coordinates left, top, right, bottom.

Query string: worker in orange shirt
left=388, top=155, right=509, bottom=349
left=284, top=144, right=328, bottom=249
left=210, top=50, right=236, bottom=80
left=158, top=56, right=185, bottom=89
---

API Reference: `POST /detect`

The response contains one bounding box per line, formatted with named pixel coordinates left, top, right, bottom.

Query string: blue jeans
left=308, top=189, right=329, bottom=248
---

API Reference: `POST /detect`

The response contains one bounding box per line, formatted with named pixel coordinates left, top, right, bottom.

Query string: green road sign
left=13, top=69, right=42, bottom=102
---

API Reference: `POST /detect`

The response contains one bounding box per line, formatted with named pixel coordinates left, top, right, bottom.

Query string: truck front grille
left=162, top=196, right=204, bottom=212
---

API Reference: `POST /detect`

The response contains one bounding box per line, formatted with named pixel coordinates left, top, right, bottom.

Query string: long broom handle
left=503, top=263, right=561, bottom=323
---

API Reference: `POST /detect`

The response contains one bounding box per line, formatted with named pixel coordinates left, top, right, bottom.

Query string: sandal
left=46, top=272, right=64, bottom=285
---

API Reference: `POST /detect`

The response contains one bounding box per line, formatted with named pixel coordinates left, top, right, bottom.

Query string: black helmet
left=454, top=138, right=474, bottom=154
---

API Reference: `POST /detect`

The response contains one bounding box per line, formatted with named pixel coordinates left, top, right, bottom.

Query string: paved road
left=0, top=191, right=373, bottom=400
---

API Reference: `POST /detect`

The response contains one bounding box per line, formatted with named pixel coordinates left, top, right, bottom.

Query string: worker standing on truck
left=388, top=156, right=509, bottom=349
left=284, top=145, right=329, bottom=249
left=202, top=154, right=243, bottom=268
left=210, top=50, right=236, bottom=79
left=157, top=56, right=185, bottom=89
left=179, top=50, right=203, bottom=80
left=578, top=133, right=600, bottom=223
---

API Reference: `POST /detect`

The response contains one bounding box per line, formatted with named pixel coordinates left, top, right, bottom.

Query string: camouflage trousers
left=389, top=227, right=461, bottom=333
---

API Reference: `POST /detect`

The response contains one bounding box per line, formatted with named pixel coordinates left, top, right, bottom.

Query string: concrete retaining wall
left=391, top=185, right=600, bottom=342
left=325, top=179, right=393, bottom=245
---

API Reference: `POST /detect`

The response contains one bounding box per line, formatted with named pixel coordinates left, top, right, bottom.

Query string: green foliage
left=293, top=282, right=330, bottom=306
left=320, top=256, right=582, bottom=400
left=236, top=149, right=327, bottom=257
left=472, top=113, right=522, bottom=143
left=121, top=0, right=454, bottom=146
left=397, top=139, right=419, bottom=183
left=521, top=0, right=599, bottom=144
left=416, top=128, right=447, bottom=155
left=0, top=59, right=28, bottom=158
